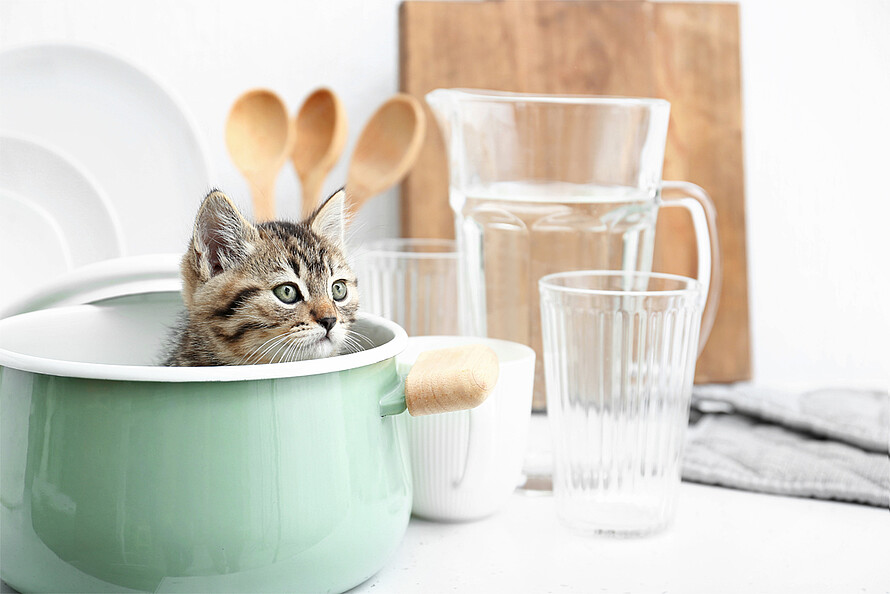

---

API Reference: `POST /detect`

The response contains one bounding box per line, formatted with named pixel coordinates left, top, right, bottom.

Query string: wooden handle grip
left=404, top=344, right=499, bottom=416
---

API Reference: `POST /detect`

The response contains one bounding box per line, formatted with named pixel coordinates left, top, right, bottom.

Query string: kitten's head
left=180, top=188, right=359, bottom=364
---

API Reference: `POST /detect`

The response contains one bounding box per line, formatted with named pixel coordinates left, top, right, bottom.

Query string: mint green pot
left=0, top=293, right=419, bottom=593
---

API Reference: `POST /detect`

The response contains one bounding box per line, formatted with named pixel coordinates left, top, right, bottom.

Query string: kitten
left=162, top=188, right=359, bottom=366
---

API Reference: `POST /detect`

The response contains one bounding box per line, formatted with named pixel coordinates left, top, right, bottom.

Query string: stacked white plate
left=0, top=43, right=211, bottom=314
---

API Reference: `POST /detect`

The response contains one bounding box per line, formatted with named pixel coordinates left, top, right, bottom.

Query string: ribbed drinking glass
left=539, top=271, right=704, bottom=535
left=353, top=238, right=460, bottom=336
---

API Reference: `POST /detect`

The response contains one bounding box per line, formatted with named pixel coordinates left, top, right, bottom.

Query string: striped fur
left=162, top=188, right=359, bottom=366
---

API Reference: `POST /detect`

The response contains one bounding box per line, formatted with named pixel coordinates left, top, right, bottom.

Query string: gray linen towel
left=683, top=385, right=890, bottom=508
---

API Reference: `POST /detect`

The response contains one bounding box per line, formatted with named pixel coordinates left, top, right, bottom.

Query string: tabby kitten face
left=170, top=188, right=359, bottom=366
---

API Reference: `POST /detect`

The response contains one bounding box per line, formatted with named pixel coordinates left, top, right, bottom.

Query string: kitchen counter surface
left=352, top=482, right=888, bottom=594
left=2, top=482, right=885, bottom=594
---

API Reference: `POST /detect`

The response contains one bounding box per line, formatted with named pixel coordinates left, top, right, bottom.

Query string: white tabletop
left=353, top=483, right=889, bottom=594
left=1, top=483, right=885, bottom=594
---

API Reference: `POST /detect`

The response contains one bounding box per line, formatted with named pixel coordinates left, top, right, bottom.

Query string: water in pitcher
left=454, top=181, right=659, bottom=410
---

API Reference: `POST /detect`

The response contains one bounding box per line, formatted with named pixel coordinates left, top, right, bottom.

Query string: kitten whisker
left=269, top=334, right=299, bottom=364
left=340, top=333, right=366, bottom=354
left=237, top=337, right=272, bottom=365
left=338, top=336, right=357, bottom=354
left=239, top=333, right=284, bottom=363
left=247, top=335, right=290, bottom=365
left=345, top=328, right=374, bottom=349
left=289, top=337, right=313, bottom=363
left=280, top=341, right=296, bottom=364
left=242, top=333, right=292, bottom=365
left=284, top=336, right=305, bottom=363
left=289, top=339, right=309, bottom=363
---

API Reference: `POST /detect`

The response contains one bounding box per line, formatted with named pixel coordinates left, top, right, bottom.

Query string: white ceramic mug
left=397, top=336, right=535, bottom=521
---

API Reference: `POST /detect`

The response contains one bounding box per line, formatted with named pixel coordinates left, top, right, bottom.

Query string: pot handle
left=378, top=344, right=499, bottom=417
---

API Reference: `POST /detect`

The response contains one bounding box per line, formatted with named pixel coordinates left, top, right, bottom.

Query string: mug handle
left=379, top=343, right=500, bottom=494
left=405, top=346, right=499, bottom=491
left=452, top=388, right=498, bottom=489
left=659, top=181, right=722, bottom=354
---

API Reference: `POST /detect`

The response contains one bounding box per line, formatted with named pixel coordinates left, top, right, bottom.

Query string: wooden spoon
left=225, top=89, right=294, bottom=221
left=292, top=88, right=348, bottom=218
left=346, top=93, right=426, bottom=214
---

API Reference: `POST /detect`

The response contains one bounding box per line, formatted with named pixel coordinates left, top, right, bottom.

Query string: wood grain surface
left=399, top=0, right=750, bottom=385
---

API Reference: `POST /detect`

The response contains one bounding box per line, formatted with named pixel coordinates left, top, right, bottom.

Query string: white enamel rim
left=0, top=253, right=182, bottom=318
left=0, top=311, right=408, bottom=383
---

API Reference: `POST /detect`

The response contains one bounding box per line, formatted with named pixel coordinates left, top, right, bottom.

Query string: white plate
left=0, top=43, right=211, bottom=255
left=0, top=189, right=73, bottom=310
left=0, top=134, right=124, bottom=268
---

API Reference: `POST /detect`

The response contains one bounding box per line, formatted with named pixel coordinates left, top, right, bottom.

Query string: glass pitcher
left=425, top=89, right=721, bottom=410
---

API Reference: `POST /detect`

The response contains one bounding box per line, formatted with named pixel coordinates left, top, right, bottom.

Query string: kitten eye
left=273, top=283, right=301, bottom=304
left=332, top=280, right=348, bottom=301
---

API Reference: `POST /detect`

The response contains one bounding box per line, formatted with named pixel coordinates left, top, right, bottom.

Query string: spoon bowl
left=225, top=89, right=294, bottom=221
left=346, top=93, right=426, bottom=213
left=293, top=88, right=348, bottom=217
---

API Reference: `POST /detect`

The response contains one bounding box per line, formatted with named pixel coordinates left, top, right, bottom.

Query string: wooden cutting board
left=399, top=0, right=750, bottom=386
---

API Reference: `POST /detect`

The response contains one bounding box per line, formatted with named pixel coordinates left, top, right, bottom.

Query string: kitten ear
left=308, top=188, right=347, bottom=248
left=191, top=190, right=259, bottom=277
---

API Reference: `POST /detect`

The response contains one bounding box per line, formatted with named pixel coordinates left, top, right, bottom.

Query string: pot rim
left=0, top=310, right=408, bottom=383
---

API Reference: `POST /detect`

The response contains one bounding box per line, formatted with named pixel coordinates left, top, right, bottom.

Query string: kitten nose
left=317, top=317, right=337, bottom=333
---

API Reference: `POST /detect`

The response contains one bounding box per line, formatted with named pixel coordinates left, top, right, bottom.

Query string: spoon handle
left=249, top=177, right=276, bottom=221
left=299, top=172, right=325, bottom=218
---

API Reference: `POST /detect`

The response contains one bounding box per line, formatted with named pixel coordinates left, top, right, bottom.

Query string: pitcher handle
left=659, top=181, right=722, bottom=354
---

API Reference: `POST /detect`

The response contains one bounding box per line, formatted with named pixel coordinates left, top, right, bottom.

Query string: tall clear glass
left=425, top=89, right=721, bottom=412
left=539, top=271, right=704, bottom=535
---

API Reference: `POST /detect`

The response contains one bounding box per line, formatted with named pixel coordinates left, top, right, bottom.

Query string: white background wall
left=1, top=0, right=888, bottom=389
